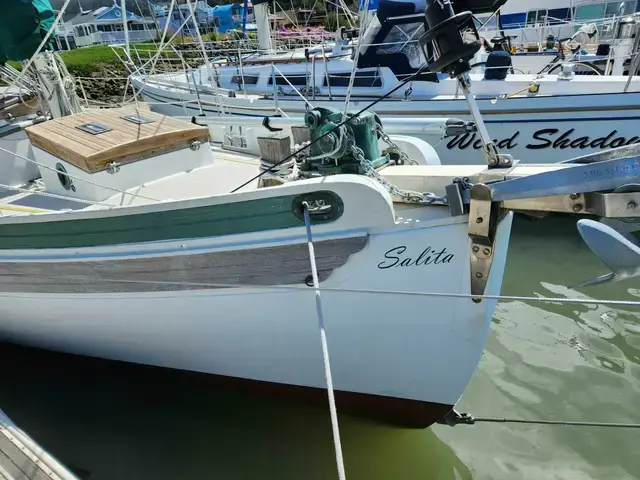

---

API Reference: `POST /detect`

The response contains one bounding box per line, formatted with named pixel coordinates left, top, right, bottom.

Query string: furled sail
left=0, top=0, right=55, bottom=63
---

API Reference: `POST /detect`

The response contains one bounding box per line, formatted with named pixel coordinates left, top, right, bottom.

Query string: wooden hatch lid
left=25, top=107, right=210, bottom=173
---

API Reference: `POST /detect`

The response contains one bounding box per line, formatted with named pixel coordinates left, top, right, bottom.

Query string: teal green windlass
left=0, top=0, right=56, bottom=63
left=301, top=106, right=390, bottom=176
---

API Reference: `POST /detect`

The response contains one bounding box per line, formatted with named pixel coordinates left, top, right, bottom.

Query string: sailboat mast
left=242, top=0, right=249, bottom=33
left=120, top=0, right=131, bottom=57
left=252, top=0, right=273, bottom=51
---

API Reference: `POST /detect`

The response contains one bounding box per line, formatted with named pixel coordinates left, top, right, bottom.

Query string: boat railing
left=311, top=51, right=333, bottom=101
left=479, top=14, right=622, bottom=52
left=270, top=64, right=315, bottom=110
left=0, top=63, right=39, bottom=96
left=604, top=2, right=628, bottom=75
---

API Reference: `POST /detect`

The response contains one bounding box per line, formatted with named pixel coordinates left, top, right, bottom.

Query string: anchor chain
left=376, top=125, right=418, bottom=166
left=285, top=122, right=441, bottom=205
left=348, top=140, right=428, bottom=204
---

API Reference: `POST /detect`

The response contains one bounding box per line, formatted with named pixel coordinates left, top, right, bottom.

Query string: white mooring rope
left=302, top=202, right=347, bottom=480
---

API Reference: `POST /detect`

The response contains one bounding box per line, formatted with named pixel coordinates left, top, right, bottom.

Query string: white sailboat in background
left=475, top=0, right=640, bottom=75
left=130, top=0, right=640, bottom=165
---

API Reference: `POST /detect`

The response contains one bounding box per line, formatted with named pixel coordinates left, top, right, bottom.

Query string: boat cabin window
left=474, top=13, right=498, bottom=30
left=323, top=71, right=382, bottom=88
left=232, top=6, right=241, bottom=22
left=574, top=4, right=605, bottom=20
left=545, top=8, right=572, bottom=24
left=268, top=74, right=308, bottom=86
left=605, top=2, right=621, bottom=16
left=358, top=13, right=433, bottom=78
left=231, top=74, right=260, bottom=85
left=376, top=21, right=426, bottom=69
left=525, top=9, right=547, bottom=26
left=574, top=0, right=637, bottom=21
left=604, top=0, right=636, bottom=16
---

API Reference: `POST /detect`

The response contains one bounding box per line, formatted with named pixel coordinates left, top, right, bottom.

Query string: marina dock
left=0, top=407, right=78, bottom=480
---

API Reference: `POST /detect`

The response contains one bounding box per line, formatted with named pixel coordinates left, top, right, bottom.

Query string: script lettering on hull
left=378, top=246, right=454, bottom=269
left=446, top=129, right=640, bottom=151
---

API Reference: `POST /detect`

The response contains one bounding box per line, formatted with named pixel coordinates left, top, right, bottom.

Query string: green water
left=0, top=215, right=638, bottom=479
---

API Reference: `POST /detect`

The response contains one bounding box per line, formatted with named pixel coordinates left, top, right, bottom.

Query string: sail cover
left=0, top=0, right=56, bottom=63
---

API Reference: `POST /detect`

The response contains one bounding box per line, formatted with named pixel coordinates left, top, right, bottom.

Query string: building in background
left=67, top=4, right=156, bottom=48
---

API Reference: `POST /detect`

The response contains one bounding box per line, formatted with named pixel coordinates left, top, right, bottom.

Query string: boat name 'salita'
left=377, top=246, right=455, bottom=269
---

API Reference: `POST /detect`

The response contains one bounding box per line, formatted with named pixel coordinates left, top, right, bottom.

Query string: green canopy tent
left=0, top=0, right=56, bottom=64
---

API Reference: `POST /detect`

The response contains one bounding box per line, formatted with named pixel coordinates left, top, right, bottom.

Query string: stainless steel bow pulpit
left=419, top=0, right=640, bottom=301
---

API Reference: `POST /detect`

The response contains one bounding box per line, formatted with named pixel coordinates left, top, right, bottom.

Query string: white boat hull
left=0, top=175, right=513, bottom=427
left=136, top=78, right=640, bottom=165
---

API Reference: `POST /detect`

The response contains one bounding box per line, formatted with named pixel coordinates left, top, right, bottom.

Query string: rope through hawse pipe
left=302, top=202, right=347, bottom=480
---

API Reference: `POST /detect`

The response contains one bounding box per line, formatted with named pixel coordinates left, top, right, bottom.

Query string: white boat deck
left=0, top=138, right=578, bottom=218
left=0, top=145, right=263, bottom=216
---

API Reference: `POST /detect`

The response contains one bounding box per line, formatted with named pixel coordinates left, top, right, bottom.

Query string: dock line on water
left=439, top=411, right=640, bottom=429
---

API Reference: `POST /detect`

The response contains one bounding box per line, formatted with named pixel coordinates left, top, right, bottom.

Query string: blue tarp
left=213, top=4, right=245, bottom=33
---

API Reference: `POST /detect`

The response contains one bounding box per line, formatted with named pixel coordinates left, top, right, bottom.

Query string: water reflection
left=0, top=342, right=470, bottom=480
left=434, top=216, right=640, bottom=480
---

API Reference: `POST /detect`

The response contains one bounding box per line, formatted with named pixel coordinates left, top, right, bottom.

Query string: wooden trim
left=0, top=431, right=54, bottom=480
left=25, top=108, right=210, bottom=173
left=0, top=236, right=368, bottom=293
left=86, top=130, right=208, bottom=172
